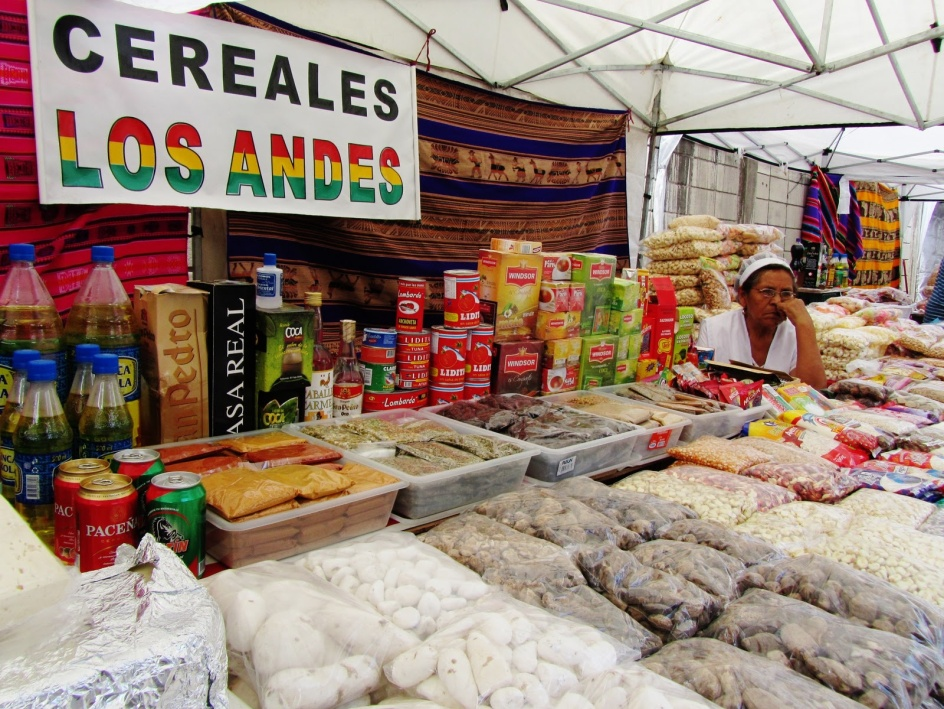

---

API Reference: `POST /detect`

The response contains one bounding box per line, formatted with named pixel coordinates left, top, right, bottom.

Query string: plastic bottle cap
left=26, top=359, right=56, bottom=382
left=9, top=243, right=34, bottom=262
left=12, top=349, right=41, bottom=369
left=75, top=343, right=101, bottom=364
left=91, top=353, right=119, bottom=375
left=263, top=252, right=277, bottom=267
left=91, top=245, right=115, bottom=263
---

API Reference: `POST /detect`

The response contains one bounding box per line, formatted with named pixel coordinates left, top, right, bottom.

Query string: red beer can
left=396, top=277, right=426, bottom=332
left=76, top=473, right=139, bottom=573
left=431, top=325, right=467, bottom=386
left=443, top=269, right=481, bottom=329
left=53, top=458, right=111, bottom=565
left=465, top=325, right=494, bottom=382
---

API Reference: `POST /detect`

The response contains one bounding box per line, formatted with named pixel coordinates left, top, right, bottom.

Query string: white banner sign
left=27, top=0, right=420, bottom=219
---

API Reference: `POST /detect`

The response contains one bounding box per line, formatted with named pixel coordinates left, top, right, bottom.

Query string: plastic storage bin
left=288, top=411, right=540, bottom=519
left=205, top=471, right=405, bottom=568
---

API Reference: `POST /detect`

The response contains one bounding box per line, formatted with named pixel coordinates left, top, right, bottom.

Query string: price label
left=646, top=429, right=672, bottom=451
left=556, top=456, right=577, bottom=477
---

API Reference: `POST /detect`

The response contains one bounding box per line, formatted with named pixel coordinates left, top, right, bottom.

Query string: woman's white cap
left=737, top=252, right=793, bottom=289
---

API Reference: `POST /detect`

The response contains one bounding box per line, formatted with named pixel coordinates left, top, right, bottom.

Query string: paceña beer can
left=110, top=448, right=165, bottom=502
left=54, top=458, right=111, bottom=565
left=145, top=471, right=206, bottom=578
left=76, top=473, right=138, bottom=573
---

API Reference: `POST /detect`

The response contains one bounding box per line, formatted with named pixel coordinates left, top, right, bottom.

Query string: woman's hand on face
left=776, top=297, right=813, bottom=327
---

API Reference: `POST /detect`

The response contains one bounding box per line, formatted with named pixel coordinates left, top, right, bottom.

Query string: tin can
left=363, top=327, right=398, bottom=348
left=443, top=269, right=481, bottom=329
left=110, top=448, right=165, bottom=502
left=465, top=325, right=494, bottom=382
left=359, top=361, right=396, bottom=393
left=53, top=458, right=111, bottom=565
left=428, top=384, right=464, bottom=406
left=76, top=473, right=139, bottom=573
left=431, top=326, right=467, bottom=386
left=396, top=277, right=426, bottom=332
left=396, top=329, right=432, bottom=348
left=395, top=349, right=430, bottom=364
left=464, top=381, right=491, bottom=400
left=360, top=344, right=396, bottom=365
left=145, top=471, right=206, bottom=578
left=397, top=360, right=430, bottom=390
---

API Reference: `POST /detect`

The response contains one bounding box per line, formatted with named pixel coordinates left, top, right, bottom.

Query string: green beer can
left=144, top=471, right=205, bottom=578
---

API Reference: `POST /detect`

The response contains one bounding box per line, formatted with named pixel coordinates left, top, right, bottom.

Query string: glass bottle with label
left=0, top=243, right=66, bottom=404
left=14, top=358, right=72, bottom=547
left=64, top=343, right=100, bottom=454
left=304, top=292, right=334, bottom=421
left=0, top=348, right=41, bottom=503
left=64, top=246, right=140, bottom=446
left=332, top=319, right=363, bottom=418
left=77, top=353, right=133, bottom=461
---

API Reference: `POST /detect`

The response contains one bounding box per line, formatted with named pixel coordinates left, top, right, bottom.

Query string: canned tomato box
left=396, top=277, right=426, bottom=333
left=428, top=384, right=464, bottom=406
left=145, top=471, right=206, bottom=578
left=443, top=269, right=481, bottom=329
left=465, top=325, right=494, bottom=382
left=54, top=458, right=111, bottom=565
left=76, top=473, right=139, bottom=573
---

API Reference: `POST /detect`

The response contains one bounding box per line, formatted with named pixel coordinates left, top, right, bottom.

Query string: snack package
left=664, top=464, right=798, bottom=512
left=698, top=259, right=732, bottom=311
left=740, top=462, right=861, bottom=504
left=700, top=589, right=944, bottom=708
left=733, top=436, right=840, bottom=471
left=778, top=411, right=894, bottom=455
left=744, top=421, right=871, bottom=467
left=630, top=539, right=745, bottom=601
left=666, top=436, right=772, bottom=474
left=657, top=518, right=785, bottom=567
left=879, top=448, right=944, bottom=470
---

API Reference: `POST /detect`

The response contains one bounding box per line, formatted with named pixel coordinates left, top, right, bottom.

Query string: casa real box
left=188, top=280, right=256, bottom=436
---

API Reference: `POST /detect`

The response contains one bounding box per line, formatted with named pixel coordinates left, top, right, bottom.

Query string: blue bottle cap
left=91, top=246, right=114, bottom=263
left=9, top=244, right=34, bottom=262
left=12, top=349, right=41, bottom=369
left=26, top=359, right=56, bottom=382
left=263, top=252, right=277, bottom=266
left=91, top=353, right=119, bottom=375
left=74, top=343, right=101, bottom=364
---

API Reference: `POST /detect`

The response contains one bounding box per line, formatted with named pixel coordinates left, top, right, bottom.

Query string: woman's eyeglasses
left=755, top=288, right=796, bottom=301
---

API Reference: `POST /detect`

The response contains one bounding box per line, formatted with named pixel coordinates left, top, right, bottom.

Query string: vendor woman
left=695, top=252, right=827, bottom=389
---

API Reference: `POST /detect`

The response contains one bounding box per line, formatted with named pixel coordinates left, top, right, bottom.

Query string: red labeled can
left=465, top=325, right=494, bottom=382
left=396, top=349, right=430, bottom=364
left=54, top=458, right=111, bottom=565
left=464, top=381, right=491, bottom=400
left=396, top=329, right=432, bottom=348
left=396, top=277, right=426, bottom=332
left=431, top=326, right=467, bottom=386
left=76, top=473, right=139, bottom=573
left=428, top=384, right=464, bottom=406
left=110, top=448, right=165, bottom=505
left=145, top=471, right=206, bottom=578
left=443, top=269, right=481, bottom=329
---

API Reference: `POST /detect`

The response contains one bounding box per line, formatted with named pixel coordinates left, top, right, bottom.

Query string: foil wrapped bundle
left=0, top=534, right=227, bottom=708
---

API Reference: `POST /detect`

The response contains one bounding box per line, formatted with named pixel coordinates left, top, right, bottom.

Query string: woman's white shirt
left=695, top=308, right=797, bottom=373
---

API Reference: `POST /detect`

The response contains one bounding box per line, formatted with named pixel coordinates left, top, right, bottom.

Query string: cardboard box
left=639, top=277, right=678, bottom=374
left=543, top=337, right=582, bottom=369
left=673, top=306, right=696, bottom=366
left=255, top=305, right=314, bottom=391
left=135, top=284, right=209, bottom=445
left=188, top=280, right=256, bottom=437
left=608, top=307, right=644, bottom=336
left=613, top=358, right=638, bottom=384
left=257, top=379, right=307, bottom=429
left=541, top=365, right=578, bottom=395
left=541, top=252, right=572, bottom=281
left=490, top=238, right=542, bottom=254
left=569, top=253, right=617, bottom=336
left=578, top=334, right=617, bottom=389
left=478, top=250, right=542, bottom=342
left=610, top=278, right=640, bottom=311
left=538, top=282, right=571, bottom=313
left=491, top=339, right=542, bottom=396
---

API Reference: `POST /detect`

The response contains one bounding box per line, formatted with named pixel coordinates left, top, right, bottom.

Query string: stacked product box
left=637, top=276, right=678, bottom=382
left=607, top=277, right=643, bottom=385
left=541, top=337, right=581, bottom=395
left=254, top=305, right=313, bottom=429
left=478, top=249, right=542, bottom=343
left=569, top=253, right=617, bottom=336
left=673, top=306, right=696, bottom=366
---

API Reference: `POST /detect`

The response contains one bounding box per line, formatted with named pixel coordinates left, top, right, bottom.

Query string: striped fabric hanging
left=800, top=165, right=864, bottom=271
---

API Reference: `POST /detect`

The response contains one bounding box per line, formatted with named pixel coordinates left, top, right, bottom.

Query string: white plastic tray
left=288, top=411, right=539, bottom=519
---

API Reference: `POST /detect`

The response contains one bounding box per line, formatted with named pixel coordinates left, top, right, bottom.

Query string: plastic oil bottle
left=64, top=343, right=100, bottom=454
left=77, top=353, right=133, bottom=461
left=0, top=243, right=66, bottom=406
left=304, top=292, right=334, bottom=421
left=0, top=348, right=40, bottom=503
left=64, top=246, right=140, bottom=446
left=14, top=358, right=72, bottom=547
left=256, top=252, right=283, bottom=310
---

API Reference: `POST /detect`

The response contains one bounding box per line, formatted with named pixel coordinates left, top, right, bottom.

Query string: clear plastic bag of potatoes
left=630, top=539, right=746, bottom=602
left=701, top=589, right=944, bottom=708
left=554, top=476, right=696, bottom=540
left=657, top=518, right=785, bottom=567
left=666, top=436, right=773, bottom=474
left=641, top=637, right=864, bottom=709
left=614, top=471, right=757, bottom=527
left=474, top=488, right=645, bottom=550
left=575, top=543, right=722, bottom=642
left=575, top=660, right=723, bottom=708
left=738, top=554, right=944, bottom=652
left=665, top=464, right=798, bottom=512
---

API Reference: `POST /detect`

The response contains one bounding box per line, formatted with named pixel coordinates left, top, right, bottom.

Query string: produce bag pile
left=548, top=391, right=689, bottom=429
left=614, top=471, right=758, bottom=527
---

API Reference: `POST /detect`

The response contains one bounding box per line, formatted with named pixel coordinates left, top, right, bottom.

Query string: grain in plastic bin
left=288, top=411, right=540, bottom=519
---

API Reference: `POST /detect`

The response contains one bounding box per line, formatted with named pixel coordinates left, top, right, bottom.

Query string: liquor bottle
left=64, top=246, right=140, bottom=445
left=64, top=343, right=100, bottom=454
left=77, top=353, right=133, bottom=461
left=304, top=292, right=334, bottom=421
left=14, top=358, right=72, bottom=546
left=255, top=252, right=283, bottom=310
left=332, top=319, right=363, bottom=418
left=0, top=348, right=41, bottom=503
left=0, top=243, right=66, bottom=405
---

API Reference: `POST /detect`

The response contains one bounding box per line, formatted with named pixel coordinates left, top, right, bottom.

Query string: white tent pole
left=638, top=83, right=664, bottom=263
left=773, top=0, right=823, bottom=69
left=818, top=0, right=834, bottom=59
left=865, top=0, right=925, bottom=129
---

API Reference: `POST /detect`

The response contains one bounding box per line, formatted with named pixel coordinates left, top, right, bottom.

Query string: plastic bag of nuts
left=575, top=543, right=722, bottom=642
left=614, top=472, right=758, bottom=527
left=574, top=660, right=724, bottom=708
left=641, top=637, right=865, bottom=709
left=734, top=437, right=841, bottom=471
left=630, top=539, right=746, bottom=602
left=666, top=436, right=773, bottom=474
left=837, top=488, right=935, bottom=527
left=735, top=503, right=854, bottom=557
left=739, top=554, right=944, bottom=652
left=701, top=589, right=944, bottom=708
left=919, top=506, right=944, bottom=538
left=739, top=462, right=861, bottom=503
left=665, top=464, right=798, bottom=512
left=554, top=476, right=696, bottom=541
left=657, top=518, right=785, bottom=567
